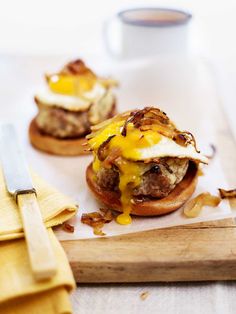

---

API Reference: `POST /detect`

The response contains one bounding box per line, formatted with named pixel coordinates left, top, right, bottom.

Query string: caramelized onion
left=140, top=124, right=174, bottom=138
left=183, top=192, right=221, bottom=218
left=102, top=147, right=121, bottom=168
left=81, top=208, right=114, bottom=236
left=62, top=222, right=75, bottom=233
left=173, top=131, right=200, bottom=152
left=219, top=188, right=236, bottom=199
left=61, top=59, right=95, bottom=76
left=97, top=135, right=115, bottom=161
left=121, top=107, right=173, bottom=136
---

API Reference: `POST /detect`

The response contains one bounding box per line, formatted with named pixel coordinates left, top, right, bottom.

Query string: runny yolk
left=115, top=158, right=141, bottom=225
left=110, top=124, right=161, bottom=160
left=90, top=121, right=161, bottom=225
left=47, top=73, right=96, bottom=96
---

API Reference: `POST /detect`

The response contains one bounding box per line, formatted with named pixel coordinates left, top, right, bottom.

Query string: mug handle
left=103, top=16, right=122, bottom=59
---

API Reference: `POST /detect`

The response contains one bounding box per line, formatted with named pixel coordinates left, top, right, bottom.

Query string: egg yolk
left=115, top=158, right=141, bottom=225
left=90, top=120, right=162, bottom=225
left=89, top=121, right=161, bottom=160
left=47, top=73, right=96, bottom=96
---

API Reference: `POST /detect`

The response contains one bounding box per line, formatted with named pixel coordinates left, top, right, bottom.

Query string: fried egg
left=35, top=82, right=107, bottom=112
left=89, top=120, right=208, bottom=164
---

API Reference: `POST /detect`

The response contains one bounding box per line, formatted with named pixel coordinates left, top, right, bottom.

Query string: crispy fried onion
left=121, top=107, right=200, bottom=152
left=121, top=107, right=172, bottom=136
left=173, top=131, right=200, bottom=153
left=81, top=208, right=114, bottom=236
left=62, top=222, right=75, bottom=233
left=219, top=188, right=236, bottom=199
left=183, top=192, right=221, bottom=218
left=61, top=59, right=96, bottom=76
left=102, top=148, right=121, bottom=168
left=61, top=59, right=118, bottom=88
left=97, top=135, right=115, bottom=161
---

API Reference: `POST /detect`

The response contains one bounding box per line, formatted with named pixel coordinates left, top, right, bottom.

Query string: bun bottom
left=29, top=119, right=89, bottom=156
left=86, top=161, right=198, bottom=216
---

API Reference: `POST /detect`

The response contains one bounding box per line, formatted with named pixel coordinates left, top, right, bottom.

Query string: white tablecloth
left=71, top=282, right=236, bottom=314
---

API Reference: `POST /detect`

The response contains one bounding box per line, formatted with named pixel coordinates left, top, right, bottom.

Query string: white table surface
left=1, top=1, right=236, bottom=313
left=71, top=282, right=236, bottom=314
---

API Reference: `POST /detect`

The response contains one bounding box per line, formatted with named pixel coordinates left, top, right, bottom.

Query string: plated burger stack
left=29, top=58, right=222, bottom=227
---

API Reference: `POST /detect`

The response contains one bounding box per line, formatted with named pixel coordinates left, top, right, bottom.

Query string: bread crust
left=86, top=161, right=198, bottom=216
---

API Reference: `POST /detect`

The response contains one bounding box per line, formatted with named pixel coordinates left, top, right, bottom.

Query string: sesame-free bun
left=29, top=119, right=89, bottom=156
left=86, top=161, right=198, bottom=216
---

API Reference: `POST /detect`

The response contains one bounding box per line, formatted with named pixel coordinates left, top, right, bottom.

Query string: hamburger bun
left=86, top=161, right=198, bottom=216
left=29, top=118, right=89, bottom=156
left=29, top=103, right=117, bottom=156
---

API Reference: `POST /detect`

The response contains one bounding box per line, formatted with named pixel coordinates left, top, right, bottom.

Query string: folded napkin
left=0, top=170, right=77, bottom=240
left=0, top=229, right=75, bottom=314
left=0, top=169, right=78, bottom=313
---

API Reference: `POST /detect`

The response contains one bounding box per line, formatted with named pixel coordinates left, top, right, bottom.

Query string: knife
left=0, top=124, right=57, bottom=281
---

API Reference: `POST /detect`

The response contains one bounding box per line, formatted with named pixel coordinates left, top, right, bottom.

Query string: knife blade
left=0, top=124, right=36, bottom=199
left=0, top=124, right=57, bottom=281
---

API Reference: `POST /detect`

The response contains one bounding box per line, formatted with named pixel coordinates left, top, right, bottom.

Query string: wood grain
left=61, top=218, right=236, bottom=283
left=18, top=193, right=57, bottom=281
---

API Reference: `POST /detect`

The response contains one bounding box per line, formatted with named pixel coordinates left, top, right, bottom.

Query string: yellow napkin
left=0, top=170, right=78, bottom=313
left=0, top=229, right=75, bottom=314
left=0, top=170, right=77, bottom=240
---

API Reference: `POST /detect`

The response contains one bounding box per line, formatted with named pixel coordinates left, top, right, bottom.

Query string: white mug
left=104, top=7, right=192, bottom=59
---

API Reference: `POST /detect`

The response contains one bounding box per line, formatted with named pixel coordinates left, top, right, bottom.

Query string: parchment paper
left=55, top=153, right=233, bottom=240
left=1, top=55, right=234, bottom=240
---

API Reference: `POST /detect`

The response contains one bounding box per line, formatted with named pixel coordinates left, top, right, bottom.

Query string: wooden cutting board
left=60, top=111, right=236, bottom=284
left=59, top=60, right=236, bottom=284
left=61, top=217, right=236, bottom=283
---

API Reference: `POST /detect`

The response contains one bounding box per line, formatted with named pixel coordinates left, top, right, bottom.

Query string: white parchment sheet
left=3, top=55, right=233, bottom=240
left=55, top=154, right=233, bottom=240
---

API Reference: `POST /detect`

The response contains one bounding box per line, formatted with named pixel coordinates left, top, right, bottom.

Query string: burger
left=86, top=107, right=208, bottom=225
left=29, top=59, right=117, bottom=156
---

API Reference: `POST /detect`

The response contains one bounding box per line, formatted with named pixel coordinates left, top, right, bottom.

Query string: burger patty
left=96, top=158, right=189, bottom=199
left=133, top=158, right=189, bottom=198
left=36, top=107, right=91, bottom=138
left=35, top=102, right=115, bottom=139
